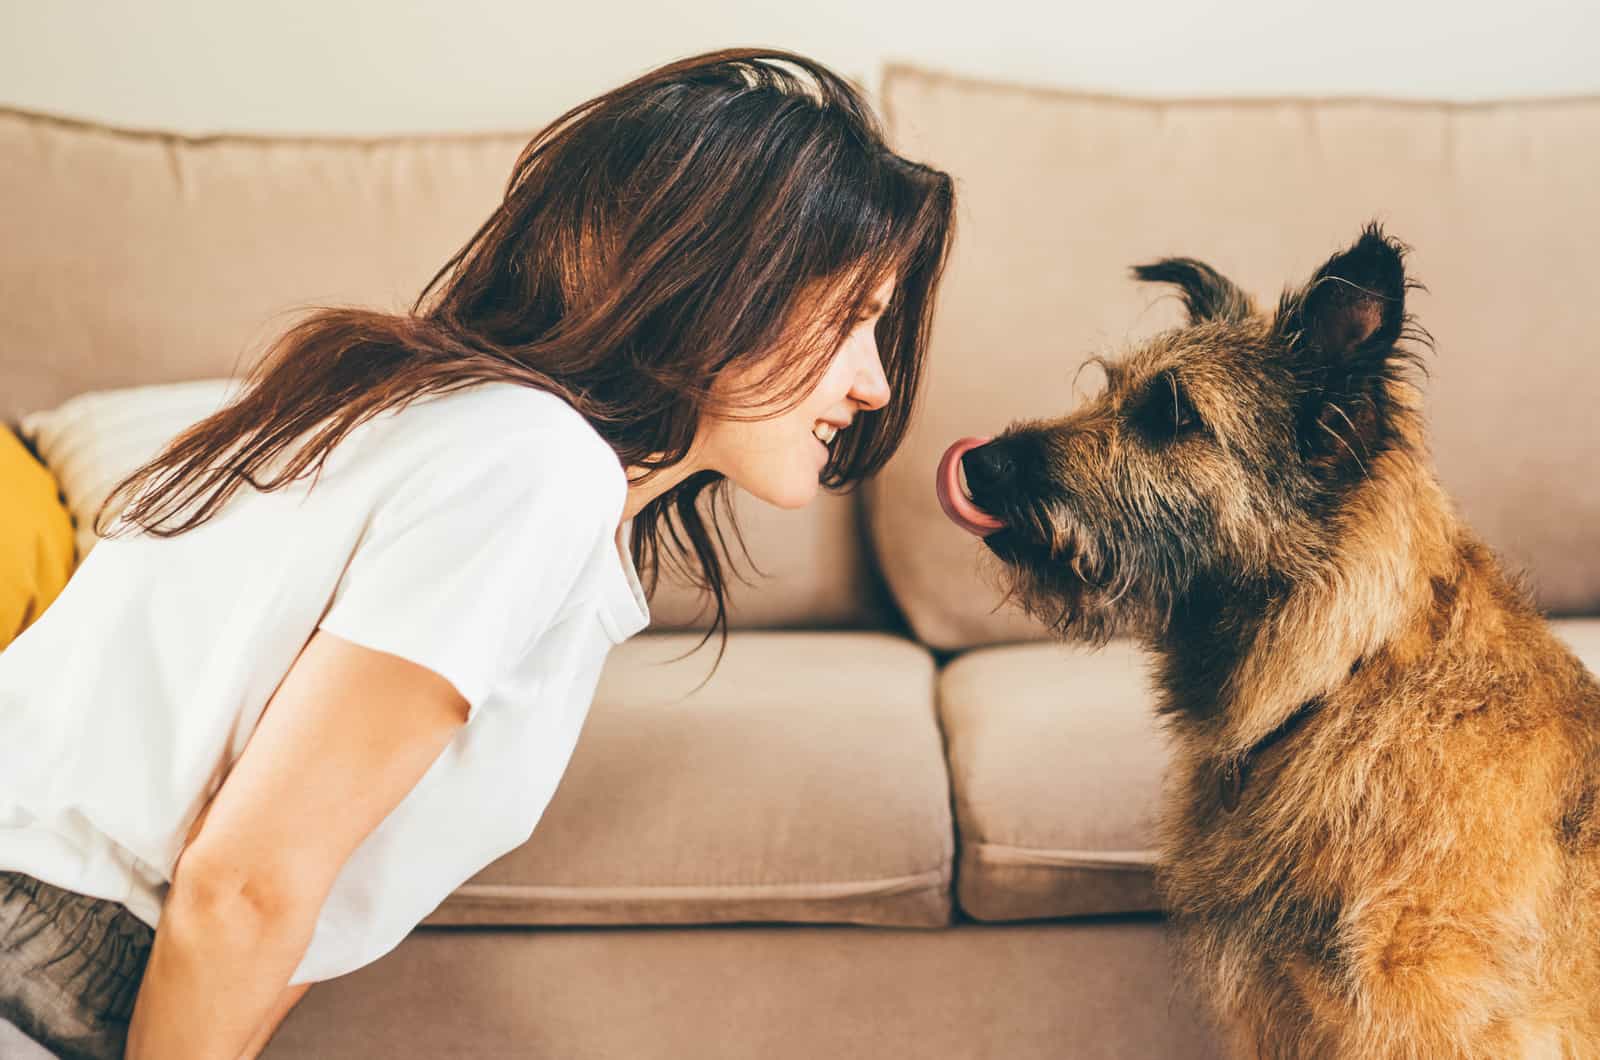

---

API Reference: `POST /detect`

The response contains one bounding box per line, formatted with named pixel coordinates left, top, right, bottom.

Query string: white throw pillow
left=19, top=379, right=243, bottom=562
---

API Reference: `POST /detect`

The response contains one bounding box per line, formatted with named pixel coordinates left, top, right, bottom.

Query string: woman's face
left=700, top=274, right=895, bottom=509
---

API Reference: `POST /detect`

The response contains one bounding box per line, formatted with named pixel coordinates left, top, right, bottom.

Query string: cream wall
left=1, top=0, right=1596, bottom=136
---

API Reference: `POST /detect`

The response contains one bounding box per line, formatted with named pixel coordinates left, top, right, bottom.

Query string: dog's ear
left=1276, top=223, right=1409, bottom=362
left=1130, top=258, right=1254, bottom=324
left=1274, top=223, right=1426, bottom=483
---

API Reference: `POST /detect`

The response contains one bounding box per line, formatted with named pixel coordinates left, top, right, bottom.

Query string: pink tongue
left=936, top=436, right=1007, bottom=537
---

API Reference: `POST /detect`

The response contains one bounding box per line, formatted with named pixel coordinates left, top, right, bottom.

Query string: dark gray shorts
left=0, top=871, right=154, bottom=1060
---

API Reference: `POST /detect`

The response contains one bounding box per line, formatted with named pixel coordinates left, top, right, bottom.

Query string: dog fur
left=963, top=225, right=1600, bottom=1058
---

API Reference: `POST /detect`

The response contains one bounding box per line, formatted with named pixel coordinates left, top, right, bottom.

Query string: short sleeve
left=316, top=435, right=615, bottom=718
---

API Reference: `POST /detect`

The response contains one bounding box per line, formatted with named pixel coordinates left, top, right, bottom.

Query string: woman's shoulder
left=372, top=382, right=620, bottom=475
left=348, top=381, right=627, bottom=519
left=409, top=381, right=604, bottom=440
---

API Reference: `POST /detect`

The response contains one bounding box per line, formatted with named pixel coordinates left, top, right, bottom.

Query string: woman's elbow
left=168, top=847, right=323, bottom=935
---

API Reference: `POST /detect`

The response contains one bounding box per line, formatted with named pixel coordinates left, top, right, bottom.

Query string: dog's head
left=937, top=223, right=1429, bottom=640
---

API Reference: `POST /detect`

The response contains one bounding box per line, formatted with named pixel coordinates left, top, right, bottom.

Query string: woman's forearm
left=237, top=981, right=313, bottom=1060
left=126, top=882, right=317, bottom=1060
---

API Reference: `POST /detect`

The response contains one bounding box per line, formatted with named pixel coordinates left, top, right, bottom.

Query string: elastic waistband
left=0, top=869, right=154, bottom=973
left=0, top=869, right=155, bottom=1046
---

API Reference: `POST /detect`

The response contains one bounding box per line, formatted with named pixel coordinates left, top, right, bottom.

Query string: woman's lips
left=936, top=436, right=1006, bottom=537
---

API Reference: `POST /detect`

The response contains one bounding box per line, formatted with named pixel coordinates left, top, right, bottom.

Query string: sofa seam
left=964, top=841, right=1157, bottom=870
left=443, top=865, right=951, bottom=906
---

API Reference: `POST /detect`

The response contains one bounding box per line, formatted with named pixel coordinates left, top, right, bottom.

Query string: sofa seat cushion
left=942, top=620, right=1600, bottom=922
left=941, top=638, right=1167, bottom=920
left=425, top=631, right=952, bottom=928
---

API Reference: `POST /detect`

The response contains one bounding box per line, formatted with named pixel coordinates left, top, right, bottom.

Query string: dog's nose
left=962, top=443, right=1016, bottom=499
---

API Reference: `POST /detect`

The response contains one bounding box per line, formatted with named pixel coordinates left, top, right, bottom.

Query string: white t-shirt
left=0, top=382, right=651, bottom=984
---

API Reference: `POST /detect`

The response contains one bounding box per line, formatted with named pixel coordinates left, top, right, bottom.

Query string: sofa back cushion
left=0, top=107, right=885, bottom=630
left=870, top=67, right=1600, bottom=650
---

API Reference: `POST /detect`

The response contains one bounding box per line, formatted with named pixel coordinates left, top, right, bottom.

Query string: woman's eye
left=1131, top=371, right=1202, bottom=441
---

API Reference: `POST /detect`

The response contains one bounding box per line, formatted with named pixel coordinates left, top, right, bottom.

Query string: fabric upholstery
left=1556, top=619, right=1600, bottom=676
left=643, top=483, right=898, bottom=631
left=0, top=107, right=881, bottom=630
left=424, top=631, right=953, bottom=928
left=941, top=619, right=1600, bottom=922
left=941, top=637, right=1167, bottom=920
left=265, top=920, right=1224, bottom=1060
left=870, top=66, right=1600, bottom=649
left=0, top=429, right=75, bottom=648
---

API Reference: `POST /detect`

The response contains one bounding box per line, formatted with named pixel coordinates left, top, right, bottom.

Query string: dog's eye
left=1131, top=371, right=1202, bottom=442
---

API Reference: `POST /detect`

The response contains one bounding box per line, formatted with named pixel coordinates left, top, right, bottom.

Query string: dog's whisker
left=1317, top=418, right=1368, bottom=478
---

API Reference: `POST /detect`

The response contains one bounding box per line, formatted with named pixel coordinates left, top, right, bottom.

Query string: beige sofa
left=4, top=65, right=1598, bottom=1058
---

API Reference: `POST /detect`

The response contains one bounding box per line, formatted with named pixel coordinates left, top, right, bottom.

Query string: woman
left=0, top=47, right=954, bottom=1059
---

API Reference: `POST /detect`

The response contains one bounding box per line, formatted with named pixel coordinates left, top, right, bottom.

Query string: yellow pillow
left=0, top=427, right=75, bottom=647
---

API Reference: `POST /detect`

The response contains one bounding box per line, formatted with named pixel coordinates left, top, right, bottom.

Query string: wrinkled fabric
left=4, top=382, right=649, bottom=986
left=0, top=871, right=152, bottom=1060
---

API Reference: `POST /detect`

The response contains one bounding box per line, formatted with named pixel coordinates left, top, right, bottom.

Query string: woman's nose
left=851, top=343, right=891, bottom=411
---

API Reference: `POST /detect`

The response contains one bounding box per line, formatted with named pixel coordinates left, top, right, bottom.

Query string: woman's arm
left=126, top=628, right=473, bottom=1060
left=159, top=774, right=313, bottom=1060
left=237, top=982, right=312, bottom=1060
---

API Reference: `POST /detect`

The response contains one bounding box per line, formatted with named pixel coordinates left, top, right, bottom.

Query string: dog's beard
left=983, top=501, right=1164, bottom=643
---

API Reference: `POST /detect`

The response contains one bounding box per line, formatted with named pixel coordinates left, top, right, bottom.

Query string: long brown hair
left=101, top=47, right=956, bottom=660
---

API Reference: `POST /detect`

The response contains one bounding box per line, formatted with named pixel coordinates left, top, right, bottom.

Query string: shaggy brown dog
left=938, top=225, right=1600, bottom=1058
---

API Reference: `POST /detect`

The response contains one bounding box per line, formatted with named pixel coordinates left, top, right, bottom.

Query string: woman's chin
left=747, top=473, right=822, bottom=511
